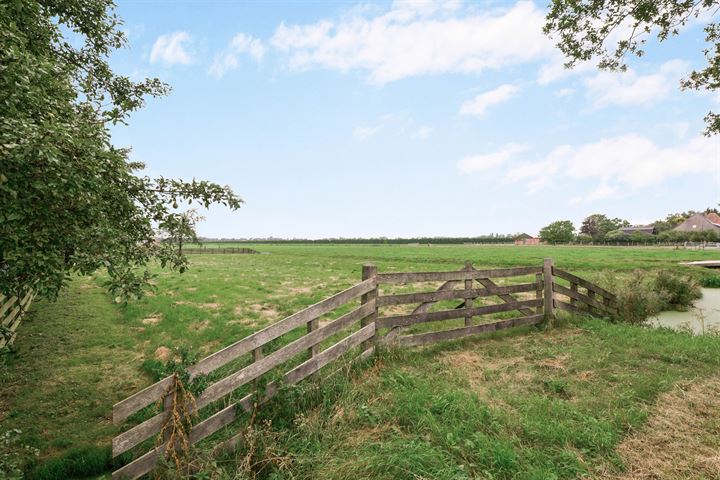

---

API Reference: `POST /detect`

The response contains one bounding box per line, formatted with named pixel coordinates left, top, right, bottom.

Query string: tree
left=580, top=214, right=629, bottom=241
left=544, top=0, right=720, bottom=136
left=1, top=1, right=243, bottom=302
left=161, top=210, right=205, bottom=259
left=539, top=220, right=575, bottom=244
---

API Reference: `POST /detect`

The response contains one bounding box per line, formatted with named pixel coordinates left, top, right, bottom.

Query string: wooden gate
left=111, top=258, right=616, bottom=479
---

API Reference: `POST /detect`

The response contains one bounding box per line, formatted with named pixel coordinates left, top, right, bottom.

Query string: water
left=650, top=288, right=720, bottom=334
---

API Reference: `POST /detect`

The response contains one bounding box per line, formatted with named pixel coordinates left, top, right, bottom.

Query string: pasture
left=2, top=244, right=720, bottom=479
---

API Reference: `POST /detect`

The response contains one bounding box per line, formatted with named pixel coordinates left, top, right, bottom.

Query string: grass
left=211, top=317, right=720, bottom=479
left=1, top=244, right=719, bottom=478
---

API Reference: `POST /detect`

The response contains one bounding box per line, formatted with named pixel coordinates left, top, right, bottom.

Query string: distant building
left=673, top=213, right=720, bottom=233
left=514, top=233, right=540, bottom=245
left=620, top=226, right=657, bottom=235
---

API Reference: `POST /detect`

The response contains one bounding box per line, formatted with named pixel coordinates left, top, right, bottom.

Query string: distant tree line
left=198, top=235, right=518, bottom=245
left=540, top=208, right=720, bottom=245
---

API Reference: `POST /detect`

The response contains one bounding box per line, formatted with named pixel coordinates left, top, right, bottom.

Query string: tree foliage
left=539, top=220, right=576, bottom=244
left=0, top=1, right=242, bottom=301
left=544, top=0, right=720, bottom=135
left=579, top=214, right=629, bottom=240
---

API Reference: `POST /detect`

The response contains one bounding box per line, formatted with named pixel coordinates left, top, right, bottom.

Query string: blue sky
left=109, top=0, right=720, bottom=238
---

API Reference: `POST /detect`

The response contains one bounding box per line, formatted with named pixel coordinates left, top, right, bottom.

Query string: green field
left=2, top=244, right=720, bottom=479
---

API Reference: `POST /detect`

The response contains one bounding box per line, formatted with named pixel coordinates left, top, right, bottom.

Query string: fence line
left=111, top=258, right=615, bottom=479
left=183, top=247, right=259, bottom=255
left=0, top=290, right=34, bottom=349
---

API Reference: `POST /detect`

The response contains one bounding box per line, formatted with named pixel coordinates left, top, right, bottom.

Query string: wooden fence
left=111, top=258, right=616, bottom=479
left=183, top=247, right=259, bottom=255
left=0, top=290, right=35, bottom=349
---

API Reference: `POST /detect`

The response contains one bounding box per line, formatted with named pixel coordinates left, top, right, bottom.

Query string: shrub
left=653, top=271, right=702, bottom=309
left=700, top=275, right=720, bottom=288
left=611, top=271, right=667, bottom=325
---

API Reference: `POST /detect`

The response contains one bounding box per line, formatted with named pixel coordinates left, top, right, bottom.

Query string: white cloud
left=505, top=134, right=718, bottom=201
left=537, top=54, right=594, bottom=85
left=270, top=1, right=554, bottom=84
left=352, top=125, right=382, bottom=141
left=554, top=88, right=574, bottom=97
left=458, top=143, right=528, bottom=174
left=209, top=33, right=265, bottom=78
left=414, top=126, right=434, bottom=139
left=460, top=84, right=519, bottom=117
left=585, top=59, right=688, bottom=108
left=150, top=31, right=193, bottom=65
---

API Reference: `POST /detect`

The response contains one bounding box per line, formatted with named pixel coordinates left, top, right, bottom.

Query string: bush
left=653, top=271, right=702, bottom=309
left=612, top=271, right=667, bottom=325
left=700, top=275, right=720, bottom=288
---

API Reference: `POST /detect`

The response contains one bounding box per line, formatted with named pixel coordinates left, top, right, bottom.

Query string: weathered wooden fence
left=0, top=290, right=34, bottom=349
left=111, top=258, right=615, bottom=479
left=183, top=247, right=259, bottom=255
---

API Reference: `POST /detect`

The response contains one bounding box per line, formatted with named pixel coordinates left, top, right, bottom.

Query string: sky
left=108, top=0, right=720, bottom=238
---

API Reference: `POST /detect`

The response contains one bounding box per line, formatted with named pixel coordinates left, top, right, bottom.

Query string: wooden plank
left=543, top=258, right=554, bottom=321
left=376, top=283, right=536, bottom=307
left=552, top=283, right=609, bottom=312
left=554, top=299, right=587, bottom=315
left=376, top=266, right=542, bottom=284
left=464, top=262, right=473, bottom=327
left=0, top=295, right=18, bottom=318
left=393, top=314, right=544, bottom=347
left=360, top=264, right=378, bottom=347
left=475, top=277, right=535, bottom=316
left=552, top=268, right=616, bottom=301
left=376, top=299, right=541, bottom=329
left=535, top=273, right=543, bottom=315
left=112, top=278, right=375, bottom=424
left=570, top=283, right=578, bottom=306
left=112, top=301, right=375, bottom=457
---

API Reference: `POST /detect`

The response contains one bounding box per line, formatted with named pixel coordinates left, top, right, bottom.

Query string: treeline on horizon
left=196, top=234, right=518, bottom=245
left=198, top=207, right=720, bottom=246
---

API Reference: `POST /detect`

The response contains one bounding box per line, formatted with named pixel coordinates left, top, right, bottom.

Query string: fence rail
left=111, top=258, right=615, bottom=479
left=0, top=290, right=34, bottom=349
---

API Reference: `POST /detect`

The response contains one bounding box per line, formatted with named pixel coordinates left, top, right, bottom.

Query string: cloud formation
left=584, top=60, right=688, bottom=108
left=504, top=134, right=717, bottom=201
left=150, top=31, right=193, bottom=65
left=209, top=33, right=265, bottom=78
left=460, top=84, right=519, bottom=117
left=270, top=1, right=554, bottom=84
left=458, top=143, right=528, bottom=174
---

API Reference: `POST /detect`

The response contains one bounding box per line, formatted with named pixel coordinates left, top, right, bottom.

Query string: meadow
left=2, top=244, right=720, bottom=479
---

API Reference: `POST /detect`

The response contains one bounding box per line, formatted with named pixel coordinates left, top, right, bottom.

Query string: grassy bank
left=1, top=245, right=719, bottom=478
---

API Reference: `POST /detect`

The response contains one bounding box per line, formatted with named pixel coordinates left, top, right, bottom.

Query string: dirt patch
left=141, top=314, right=163, bottom=325
left=199, top=302, right=221, bottom=310
left=189, top=320, right=210, bottom=332
left=154, top=346, right=172, bottom=362
left=440, top=350, right=529, bottom=395
left=288, top=286, right=312, bottom=294
left=537, top=353, right=570, bottom=371
left=248, top=303, right=279, bottom=320
left=604, top=378, right=720, bottom=479
left=186, top=287, right=197, bottom=292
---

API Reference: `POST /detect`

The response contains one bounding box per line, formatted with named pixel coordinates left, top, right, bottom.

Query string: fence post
left=535, top=273, right=543, bottom=314
left=464, top=261, right=473, bottom=326
left=543, top=258, right=554, bottom=323
left=361, top=263, right=378, bottom=350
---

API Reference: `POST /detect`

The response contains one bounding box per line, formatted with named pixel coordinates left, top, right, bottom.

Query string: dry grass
left=605, top=378, right=720, bottom=479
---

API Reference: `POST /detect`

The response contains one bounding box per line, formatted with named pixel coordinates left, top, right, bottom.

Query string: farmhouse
left=514, top=233, right=540, bottom=245
left=620, top=226, right=656, bottom=235
left=672, top=213, right=720, bottom=233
